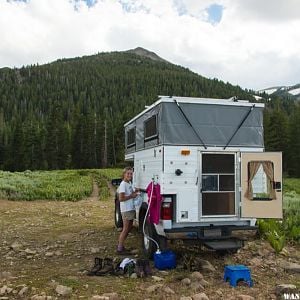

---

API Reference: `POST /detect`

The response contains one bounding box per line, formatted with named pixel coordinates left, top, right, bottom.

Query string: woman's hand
left=131, top=191, right=138, bottom=199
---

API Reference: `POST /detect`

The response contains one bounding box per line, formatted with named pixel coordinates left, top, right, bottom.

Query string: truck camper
left=115, top=96, right=283, bottom=257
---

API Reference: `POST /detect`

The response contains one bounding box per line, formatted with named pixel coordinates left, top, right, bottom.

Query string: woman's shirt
left=118, top=180, right=135, bottom=212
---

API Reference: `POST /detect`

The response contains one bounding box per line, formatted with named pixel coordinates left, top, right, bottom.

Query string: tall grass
left=258, top=179, right=300, bottom=252
left=0, top=169, right=123, bottom=201
left=0, top=170, right=93, bottom=201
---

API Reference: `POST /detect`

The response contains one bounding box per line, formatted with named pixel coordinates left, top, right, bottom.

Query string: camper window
left=246, top=161, right=276, bottom=200
left=126, top=128, right=136, bottom=148
left=144, top=115, right=157, bottom=141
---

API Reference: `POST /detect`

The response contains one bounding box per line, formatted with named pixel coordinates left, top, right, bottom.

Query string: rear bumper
left=164, top=225, right=257, bottom=240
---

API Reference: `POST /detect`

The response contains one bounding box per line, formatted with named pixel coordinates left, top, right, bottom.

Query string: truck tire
left=139, top=204, right=168, bottom=258
left=114, top=195, right=123, bottom=228
left=142, top=219, right=158, bottom=259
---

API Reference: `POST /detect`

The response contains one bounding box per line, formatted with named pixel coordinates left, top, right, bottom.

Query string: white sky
left=0, top=0, right=300, bottom=90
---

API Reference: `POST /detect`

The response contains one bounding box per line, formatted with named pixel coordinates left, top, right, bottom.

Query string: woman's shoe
left=95, top=258, right=114, bottom=275
left=116, top=246, right=131, bottom=255
left=87, top=257, right=103, bottom=276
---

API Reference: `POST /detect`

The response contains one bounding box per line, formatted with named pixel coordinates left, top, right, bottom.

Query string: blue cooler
left=154, top=250, right=176, bottom=270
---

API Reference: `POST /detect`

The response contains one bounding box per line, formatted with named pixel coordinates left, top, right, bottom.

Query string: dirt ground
left=0, top=183, right=299, bottom=300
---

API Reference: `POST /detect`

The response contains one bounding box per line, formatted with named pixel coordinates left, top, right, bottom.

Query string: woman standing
left=117, top=167, right=138, bottom=254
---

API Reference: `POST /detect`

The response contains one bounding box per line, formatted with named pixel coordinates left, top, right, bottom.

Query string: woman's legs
left=118, top=219, right=133, bottom=250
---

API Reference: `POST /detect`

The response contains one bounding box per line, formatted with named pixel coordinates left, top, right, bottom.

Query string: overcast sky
left=0, top=0, right=299, bottom=90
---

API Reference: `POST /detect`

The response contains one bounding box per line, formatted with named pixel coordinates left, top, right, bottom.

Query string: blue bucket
left=154, top=250, right=176, bottom=270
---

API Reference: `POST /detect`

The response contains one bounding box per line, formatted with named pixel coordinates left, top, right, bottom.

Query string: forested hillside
left=0, top=49, right=299, bottom=176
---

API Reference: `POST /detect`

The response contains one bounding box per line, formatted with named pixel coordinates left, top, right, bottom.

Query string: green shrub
left=0, top=170, right=93, bottom=201
left=258, top=184, right=300, bottom=252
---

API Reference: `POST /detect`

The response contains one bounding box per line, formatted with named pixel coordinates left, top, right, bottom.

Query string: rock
left=257, top=248, right=268, bottom=257
left=146, top=284, right=163, bottom=293
left=10, top=241, right=23, bottom=251
left=45, top=252, right=54, bottom=257
left=181, top=278, right=191, bottom=285
left=190, top=282, right=204, bottom=292
left=55, top=285, right=72, bottom=296
left=180, top=297, right=193, bottom=300
left=192, top=292, right=209, bottom=300
left=200, top=279, right=209, bottom=287
left=197, top=259, right=215, bottom=273
left=10, top=241, right=22, bottom=251
left=249, top=257, right=262, bottom=267
left=237, top=295, right=255, bottom=300
left=276, top=284, right=297, bottom=295
left=130, top=273, right=137, bottom=279
left=283, top=262, right=300, bottom=274
left=102, top=292, right=119, bottom=300
left=0, top=286, right=8, bottom=296
left=18, top=286, right=28, bottom=297
left=90, top=247, right=100, bottom=254
left=279, top=248, right=289, bottom=257
left=215, top=290, right=223, bottom=297
left=163, top=286, right=175, bottom=294
left=130, top=249, right=139, bottom=255
left=31, top=296, right=52, bottom=300
left=190, top=271, right=204, bottom=281
left=54, top=250, right=62, bottom=256
left=158, top=270, right=169, bottom=276
left=24, top=248, right=37, bottom=255
left=152, top=276, right=164, bottom=282
left=0, top=272, right=12, bottom=280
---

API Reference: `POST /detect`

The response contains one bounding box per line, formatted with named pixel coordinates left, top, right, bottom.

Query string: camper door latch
left=273, top=181, right=282, bottom=191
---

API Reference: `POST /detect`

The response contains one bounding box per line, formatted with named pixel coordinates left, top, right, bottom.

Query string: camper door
left=241, top=152, right=282, bottom=219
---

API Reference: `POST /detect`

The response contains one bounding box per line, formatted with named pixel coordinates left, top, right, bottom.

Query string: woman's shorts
left=121, top=210, right=136, bottom=221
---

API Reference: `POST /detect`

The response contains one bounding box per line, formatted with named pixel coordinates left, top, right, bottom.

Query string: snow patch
left=288, top=87, right=300, bottom=95
left=253, top=95, right=263, bottom=100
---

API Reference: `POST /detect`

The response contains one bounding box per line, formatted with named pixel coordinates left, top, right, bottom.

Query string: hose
left=142, top=179, right=161, bottom=254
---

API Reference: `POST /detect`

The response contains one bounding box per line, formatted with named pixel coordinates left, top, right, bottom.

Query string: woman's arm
left=119, top=192, right=137, bottom=202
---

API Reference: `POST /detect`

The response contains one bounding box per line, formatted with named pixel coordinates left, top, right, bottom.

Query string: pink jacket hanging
left=146, top=182, right=162, bottom=225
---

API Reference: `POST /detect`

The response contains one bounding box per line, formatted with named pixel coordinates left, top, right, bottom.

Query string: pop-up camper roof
left=124, top=96, right=264, bottom=153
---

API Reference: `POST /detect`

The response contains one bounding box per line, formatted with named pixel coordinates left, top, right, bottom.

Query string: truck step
left=203, top=238, right=244, bottom=251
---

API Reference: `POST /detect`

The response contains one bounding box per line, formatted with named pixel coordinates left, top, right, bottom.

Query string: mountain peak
left=125, top=47, right=168, bottom=63
left=258, top=83, right=300, bottom=100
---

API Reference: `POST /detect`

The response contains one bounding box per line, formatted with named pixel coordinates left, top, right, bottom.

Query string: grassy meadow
left=0, top=169, right=122, bottom=201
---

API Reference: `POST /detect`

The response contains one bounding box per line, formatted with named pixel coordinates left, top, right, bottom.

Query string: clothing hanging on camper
left=146, top=182, right=162, bottom=224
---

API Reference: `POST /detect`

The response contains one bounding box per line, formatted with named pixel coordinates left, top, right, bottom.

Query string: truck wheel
left=158, top=235, right=168, bottom=252
left=114, top=196, right=123, bottom=228
left=142, top=220, right=158, bottom=259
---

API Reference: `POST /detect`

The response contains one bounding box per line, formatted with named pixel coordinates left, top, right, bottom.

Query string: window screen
left=144, top=115, right=157, bottom=140
left=202, top=175, right=218, bottom=191
left=202, top=192, right=235, bottom=215
left=127, top=128, right=136, bottom=147
left=202, top=154, right=234, bottom=173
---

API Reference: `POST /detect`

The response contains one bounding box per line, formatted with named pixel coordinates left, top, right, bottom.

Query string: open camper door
left=241, top=152, right=282, bottom=219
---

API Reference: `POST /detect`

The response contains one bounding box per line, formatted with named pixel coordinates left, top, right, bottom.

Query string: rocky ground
left=0, top=184, right=299, bottom=300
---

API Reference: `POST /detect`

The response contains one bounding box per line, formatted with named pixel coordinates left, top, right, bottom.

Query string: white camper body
left=119, top=96, right=283, bottom=256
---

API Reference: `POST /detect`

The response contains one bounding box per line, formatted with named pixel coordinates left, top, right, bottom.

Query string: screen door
left=201, top=153, right=236, bottom=216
